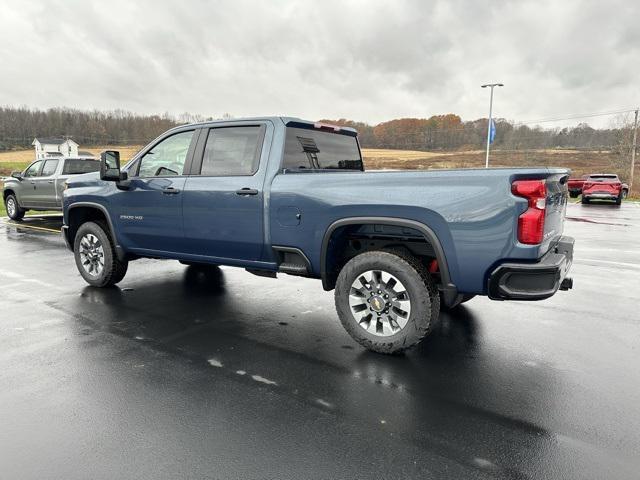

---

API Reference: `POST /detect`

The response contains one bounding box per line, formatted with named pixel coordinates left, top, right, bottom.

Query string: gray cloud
left=0, top=0, right=637, bottom=125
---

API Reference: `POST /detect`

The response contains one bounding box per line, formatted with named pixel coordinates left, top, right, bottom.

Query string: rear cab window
left=282, top=125, right=363, bottom=171
left=62, top=159, right=100, bottom=175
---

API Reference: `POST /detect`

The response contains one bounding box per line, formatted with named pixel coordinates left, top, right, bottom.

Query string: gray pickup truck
left=3, top=157, right=100, bottom=219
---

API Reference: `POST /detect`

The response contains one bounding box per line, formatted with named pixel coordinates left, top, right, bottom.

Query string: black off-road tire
left=615, top=193, right=623, bottom=205
left=581, top=196, right=589, bottom=204
left=335, top=249, right=440, bottom=354
left=74, top=221, right=128, bottom=287
left=5, top=194, right=26, bottom=220
left=569, top=192, right=579, bottom=199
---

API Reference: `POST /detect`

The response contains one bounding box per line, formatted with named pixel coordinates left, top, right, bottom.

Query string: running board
left=278, top=263, right=309, bottom=275
left=272, top=246, right=312, bottom=277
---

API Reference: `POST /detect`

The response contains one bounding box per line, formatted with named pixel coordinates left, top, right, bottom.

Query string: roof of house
left=32, top=137, right=79, bottom=146
left=77, top=150, right=95, bottom=157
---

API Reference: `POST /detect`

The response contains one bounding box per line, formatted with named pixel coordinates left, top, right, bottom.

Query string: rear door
left=182, top=124, right=267, bottom=261
left=110, top=129, right=198, bottom=253
left=33, top=158, right=60, bottom=207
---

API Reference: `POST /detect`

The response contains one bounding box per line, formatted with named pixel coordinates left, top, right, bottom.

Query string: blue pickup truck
left=62, top=117, right=574, bottom=354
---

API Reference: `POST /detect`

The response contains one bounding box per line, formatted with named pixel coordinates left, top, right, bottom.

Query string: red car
left=581, top=174, right=628, bottom=205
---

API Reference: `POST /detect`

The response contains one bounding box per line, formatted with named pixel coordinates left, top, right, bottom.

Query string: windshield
left=282, top=127, right=363, bottom=171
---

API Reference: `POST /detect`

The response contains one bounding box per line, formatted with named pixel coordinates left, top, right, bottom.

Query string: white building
left=32, top=137, right=79, bottom=160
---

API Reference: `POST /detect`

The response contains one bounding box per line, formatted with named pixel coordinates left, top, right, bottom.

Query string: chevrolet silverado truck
left=581, top=174, right=628, bottom=205
left=3, top=156, right=100, bottom=219
left=62, top=117, right=574, bottom=354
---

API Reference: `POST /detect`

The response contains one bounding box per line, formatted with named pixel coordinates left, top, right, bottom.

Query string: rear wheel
left=5, top=194, right=26, bottom=220
left=335, top=250, right=440, bottom=354
left=622, top=190, right=628, bottom=199
left=581, top=196, right=589, bottom=204
left=74, top=221, right=128, bottom=287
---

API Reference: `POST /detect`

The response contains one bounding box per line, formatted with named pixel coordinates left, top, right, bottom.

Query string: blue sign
left=489, top=119, right=496, bottom=144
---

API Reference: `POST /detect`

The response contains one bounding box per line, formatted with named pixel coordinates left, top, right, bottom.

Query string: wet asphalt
left=0, top=203, right=639, bottom=480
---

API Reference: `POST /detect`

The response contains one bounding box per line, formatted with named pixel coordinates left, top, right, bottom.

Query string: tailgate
left=542, top=173, right=569, bottom=253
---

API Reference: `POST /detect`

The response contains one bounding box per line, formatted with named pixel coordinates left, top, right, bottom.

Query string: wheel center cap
left=370, top=295, right=385, bottom=312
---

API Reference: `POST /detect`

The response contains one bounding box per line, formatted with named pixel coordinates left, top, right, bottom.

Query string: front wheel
left=335, top=250, right=440, bottom=354
left=5, top=194, right=26, bottom=220
left=74, top=221, right=128, bottom=287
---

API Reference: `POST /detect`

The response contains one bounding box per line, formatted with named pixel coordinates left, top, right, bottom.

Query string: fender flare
left=320, top=216, right=458, bottom=304
left=66, top=202, right=126, bottom=261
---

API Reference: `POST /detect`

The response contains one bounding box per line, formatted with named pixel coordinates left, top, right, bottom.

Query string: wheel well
left=3, top=189, right=15, bottom=201
left=67, top=206, right=110, bottom=245
left=322, top=222, right=443, bottom=291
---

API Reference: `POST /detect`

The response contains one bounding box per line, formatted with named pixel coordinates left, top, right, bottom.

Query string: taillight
left=512, top=179, right=546, bottom=244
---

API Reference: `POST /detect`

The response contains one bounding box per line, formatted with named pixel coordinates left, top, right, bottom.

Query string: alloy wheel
left=348, top=270, right=412, bottom=337
left=79, top=233, right=105, bottom=276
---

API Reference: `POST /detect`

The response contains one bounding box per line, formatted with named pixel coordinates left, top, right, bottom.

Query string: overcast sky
left=1, top=0, right=638, bottom=126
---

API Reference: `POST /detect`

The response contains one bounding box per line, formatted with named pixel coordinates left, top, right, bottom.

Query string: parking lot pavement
left=1, top=204, right=639, bottom=480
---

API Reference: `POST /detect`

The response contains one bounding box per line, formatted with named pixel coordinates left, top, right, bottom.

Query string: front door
left=19, top=160, right=43, bottom=207
left=182, top=125, right=266, bottom=261
left=111, top=129, right=197, bottom=253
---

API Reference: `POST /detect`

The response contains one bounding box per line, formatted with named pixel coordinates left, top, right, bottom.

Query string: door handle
left=30, top=181, right=36, bottom=184
left=162, top=187, right=181, bottom=195
left=48, top=180, right=54, bottom=184
left=236, top=188, right=259, bottom=196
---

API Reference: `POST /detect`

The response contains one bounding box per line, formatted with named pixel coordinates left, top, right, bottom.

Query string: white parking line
left=576, top=258, right=640, bottom=268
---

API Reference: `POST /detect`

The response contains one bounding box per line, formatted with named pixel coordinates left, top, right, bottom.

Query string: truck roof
left=174, top=116, right=358, bottom=135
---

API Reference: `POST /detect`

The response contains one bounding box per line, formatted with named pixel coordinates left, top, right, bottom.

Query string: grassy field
left=1, top=146, right=638, bottom=205
left=362, top=147, right=639, bottom=187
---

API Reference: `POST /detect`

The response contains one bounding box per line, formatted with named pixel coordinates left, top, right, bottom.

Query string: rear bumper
left=583, top=192, right=619, bottom=200
left=488, top=236, right=574, bottom=301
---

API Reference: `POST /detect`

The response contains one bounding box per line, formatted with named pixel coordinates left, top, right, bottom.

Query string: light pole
left=481, top=83, right=503, bottom=168
left=630, top=108, right=638, bottom=196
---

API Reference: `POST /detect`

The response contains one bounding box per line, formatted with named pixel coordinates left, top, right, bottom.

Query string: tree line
left=320, top=115, right=634, bottom=153
left=0, top=106, right=633, bottom=153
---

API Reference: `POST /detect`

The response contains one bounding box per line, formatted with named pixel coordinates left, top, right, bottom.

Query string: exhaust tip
left=560, top=277, right=573, bottom=291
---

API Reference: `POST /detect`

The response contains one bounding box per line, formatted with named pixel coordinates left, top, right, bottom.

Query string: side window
left=200, top=126, right=262, bottom=176
left=41, top=159, right=59, bottom=176
left=137, top=131, right=194, bottom=177
left=24, top=161, right=43, bottom=177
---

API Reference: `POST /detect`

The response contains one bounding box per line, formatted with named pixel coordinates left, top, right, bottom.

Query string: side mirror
left=100, top=150, right=123, bottom=181
left=10, top=170, right=23, bottom=180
